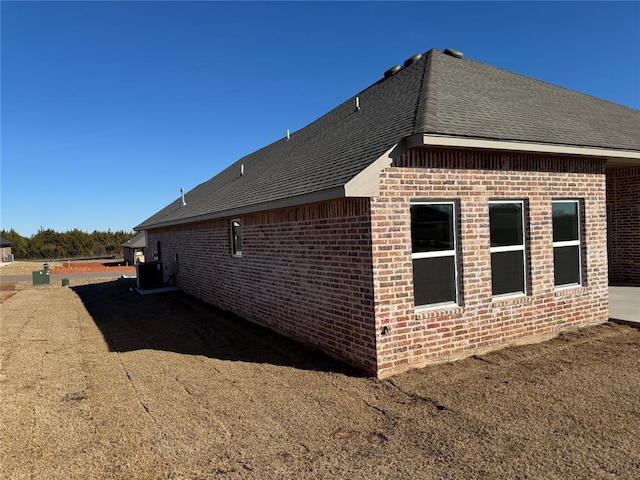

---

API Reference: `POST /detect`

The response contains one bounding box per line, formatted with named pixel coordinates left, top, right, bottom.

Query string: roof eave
left=136, top=186, right=347, bottom=231
left=137, top=144, right=402, bottom=232
left=407, top=133, right=640, bottom=161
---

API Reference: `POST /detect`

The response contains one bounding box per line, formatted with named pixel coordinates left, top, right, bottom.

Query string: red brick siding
left=146, top=198, right=377, bottom=373
left=371, top=149, right=608, bottom=377
left=607, top=167, right=640, bottom=283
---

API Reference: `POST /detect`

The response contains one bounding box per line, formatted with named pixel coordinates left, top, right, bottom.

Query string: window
left=552, top=200, right=582, bottom=287
left=411, top=202, right=459, bottom=308
left=489, top=201, right=527, bottom=296
left=231, top=220, right=242, bottom=257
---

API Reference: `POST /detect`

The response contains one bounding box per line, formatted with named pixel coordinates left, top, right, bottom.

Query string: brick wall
left=146, top=198, right=378, bottom=373
left=371, top=149, right=609, bottom=377
left=607, top=167, right=640, bottom=283
left=145, top=149, right=610, bottom=378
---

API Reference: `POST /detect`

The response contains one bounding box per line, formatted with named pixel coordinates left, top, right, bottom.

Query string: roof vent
left=443, top=48, right=464, bottom=59
left=403, top=53, right=423, bottom=67
left=383, top=65, right=402, bottom=78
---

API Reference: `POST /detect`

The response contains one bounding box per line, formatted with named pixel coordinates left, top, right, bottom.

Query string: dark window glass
left=491, top=251, right=524, bottom=295
left=552, top=202, right=579, bottom=242
left=489, top=203, right=523, bottom=247
left=411, top=204, right=454, bottom=253
left=554, top=246, right=580, bottom=285
left=413, top=257, right=456, bottom=305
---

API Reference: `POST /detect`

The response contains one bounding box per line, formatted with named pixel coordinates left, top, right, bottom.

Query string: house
left=1, top=237, right=14, bottom=263
left=136, top=48, right=640, bottom=377
left=121, top=231, right=146, bottom=265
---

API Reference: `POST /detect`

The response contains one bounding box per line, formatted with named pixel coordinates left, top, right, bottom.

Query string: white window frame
left=231, top=219, right=242, bottom=257
left=411, top=201, right=460, bottom=310
left=552, top=200, right=582, bottom=289
left=489, top=200, right=527, bottom=298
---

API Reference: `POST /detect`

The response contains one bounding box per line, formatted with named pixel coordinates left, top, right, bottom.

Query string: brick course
left=607, top=167, right=640, bottom=283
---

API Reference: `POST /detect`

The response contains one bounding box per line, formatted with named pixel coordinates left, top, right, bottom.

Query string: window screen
left=552, top=201, right=581, bottom=287
left=411, top=203, right=459, bottom=307
left=489, top=201, right=526, bottom=296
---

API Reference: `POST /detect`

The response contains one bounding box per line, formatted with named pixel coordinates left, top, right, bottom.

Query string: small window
left=552, top=200, right=582, bottom=287
left=489, top=201, right=527, bottom=297
left=231, top=220, right=242, bottom=257
left=411, top=202, right=459, bottom=308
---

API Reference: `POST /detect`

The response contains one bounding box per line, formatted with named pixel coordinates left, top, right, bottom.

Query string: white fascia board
left=343, top=143, right=398, bottom=197
left=406, top=134, right=640, bottom=161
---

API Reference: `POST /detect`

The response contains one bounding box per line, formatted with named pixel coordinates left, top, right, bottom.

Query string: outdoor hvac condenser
left=136, top=261, right=164, bottom=289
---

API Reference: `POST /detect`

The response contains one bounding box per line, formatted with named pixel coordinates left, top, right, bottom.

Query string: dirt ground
left=0, top=260, right=134, bottom=302
left=1, top=278, right=639, bottom=479
left=0, top=259, right=134, bottom=276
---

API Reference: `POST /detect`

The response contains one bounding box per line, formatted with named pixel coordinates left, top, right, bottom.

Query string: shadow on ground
left=71, top=279, right=361, bottom=376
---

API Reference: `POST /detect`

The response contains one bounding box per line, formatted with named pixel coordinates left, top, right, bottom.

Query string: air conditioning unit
left=136, top=262, right=164, bottom=289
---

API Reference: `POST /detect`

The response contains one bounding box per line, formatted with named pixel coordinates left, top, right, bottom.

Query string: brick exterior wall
left=145, top=149, right=610, bottom=378
left=607, top=167, right=640, bottom=284
left=146, top=198, right=378, bottom=373
left=371, top=149, right=609, bottom=377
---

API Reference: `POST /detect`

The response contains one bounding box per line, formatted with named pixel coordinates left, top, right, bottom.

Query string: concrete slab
left=609, top=286, right=640, bottom=324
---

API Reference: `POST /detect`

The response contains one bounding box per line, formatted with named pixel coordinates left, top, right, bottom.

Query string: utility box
left=136, top=262, right=164, bottom=290
left=32, top=270, right=50, bottom=286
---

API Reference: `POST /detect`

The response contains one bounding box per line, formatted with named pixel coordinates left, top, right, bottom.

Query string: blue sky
left=2, top=1, right=639, bottom=237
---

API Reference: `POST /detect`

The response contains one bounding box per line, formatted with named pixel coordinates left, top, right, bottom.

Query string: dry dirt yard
left=1, top=278, right=639, bottom=480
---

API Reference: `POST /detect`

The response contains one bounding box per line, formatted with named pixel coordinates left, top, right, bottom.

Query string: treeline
left=1, top=228, right=134, bottom=260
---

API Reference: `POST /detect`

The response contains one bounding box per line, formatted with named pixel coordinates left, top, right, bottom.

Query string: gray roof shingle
left=137, top=48, right=640, bottom=230
left=122, top=231, right=146, bottom=249
left=423, top=51, right=640, bottom=150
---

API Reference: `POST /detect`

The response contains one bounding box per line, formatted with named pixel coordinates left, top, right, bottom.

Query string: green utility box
left=32, top=270, right=50, bottom=286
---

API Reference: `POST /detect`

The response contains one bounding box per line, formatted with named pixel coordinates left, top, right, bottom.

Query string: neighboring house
left=121, top=231, right=146, bottom=265
left=0, top=237, right=13, bottom=263
left=136, top=48, right=640, bottom=378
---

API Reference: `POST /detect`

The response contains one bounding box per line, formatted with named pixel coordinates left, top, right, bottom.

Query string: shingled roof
left=137, top=48, right=640, bottom=230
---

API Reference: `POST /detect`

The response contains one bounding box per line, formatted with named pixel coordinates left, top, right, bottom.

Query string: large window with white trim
left=552, top=200, right=582, bottom=287
left=489, top=201, right=527, bottom=297
left=411, top=202, right=459, bottom=308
